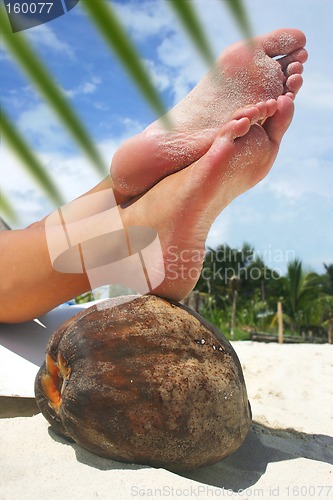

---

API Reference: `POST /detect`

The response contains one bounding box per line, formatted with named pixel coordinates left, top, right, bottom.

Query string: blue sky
left=1, top=0, right=332, bottom=275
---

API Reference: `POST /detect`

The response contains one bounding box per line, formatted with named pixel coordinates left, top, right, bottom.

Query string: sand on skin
left=0, top=341, right=332, bottom=500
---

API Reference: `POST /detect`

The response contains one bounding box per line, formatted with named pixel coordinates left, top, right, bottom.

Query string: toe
left=257, top=99, right=278, bottom=125
left=229, top=117, right=252, bottom=139
left=266, top=99, right=279, bottom=117
left=260, top=29, right=307, bottom=58
left=229, top=100, right=279, bottom=126
left=229, top=105, right=260, bottom=124
left=263, top=95, right=294, bottom=146
left=278, top=48, right=308, bottom=69
left=190, top=116, right=252, bottom=184
left=286, top=61, right=304, bottom=77
left=256, top=99, right=278, bottom=122
left=285, top=74, right=303, bottom=97
left=208, top=117, right=252, bottom=158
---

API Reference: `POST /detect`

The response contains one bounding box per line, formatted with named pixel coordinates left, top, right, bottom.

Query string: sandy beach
left=1, top=338, right=332, bottom=500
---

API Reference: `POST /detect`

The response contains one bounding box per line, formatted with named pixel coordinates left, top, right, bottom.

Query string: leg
left=0, top=99, right=292, bottom=323
left=111, top=29, right=306, bottom=196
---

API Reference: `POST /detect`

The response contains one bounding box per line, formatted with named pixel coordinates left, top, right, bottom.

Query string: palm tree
left=312, top=265, right=333, bottom=343
left=196, top=243, right=256, bottom=338
left=323, top=263, right=333, bottom=295
left=0, top=0, right=251, bottom=222
left=282, top=258, right=319, bottom=334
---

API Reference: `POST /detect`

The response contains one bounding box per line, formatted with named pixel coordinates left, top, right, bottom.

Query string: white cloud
left=26, top=24, right=74, bottom=58
left=15, top=103, right=71, bottom=152
left=2, top=0, right=332, bottom=275
left=143, top=59, right=171, bottom=93
left=113, top=0, right=172, bottom=41
left=94, top=102, right=109, bottom=112
left=116, top=117, right=145, bottom=136
left=207, top=186, right=333, bottom=273
left=298, top=74, right=333, bottom=112
left=1, top=143, right=102, bottom=227
left=206, top=212, right=232, bottom=250
left=261, top=155, right=333, bottom=202
left=1, top=115, right=146, bottom=228
left=65, top=77, right=102, bottom=98
left=113, top=0, right=209, bottom=105
left=1, top=89, right=26, bottom=111
left=0, top=50, right=11, bottom=62
left=0, top=146, right=56, bottom=226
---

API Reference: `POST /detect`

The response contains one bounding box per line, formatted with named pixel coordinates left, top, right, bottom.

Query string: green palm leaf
left=81, top=0, right=169, bottom=123
left=1, top=0, right=252, bottom=224
left=168, top=0, right=215, bottom=64
left=169, top=0, right=252, bottom=66
left=0, top=189, right=19, bottom=224
left=223, top=0, right=253, bottom=39
left=0, top=6, right=106, bottom=175
left=1, top=110, right=64, bottom=206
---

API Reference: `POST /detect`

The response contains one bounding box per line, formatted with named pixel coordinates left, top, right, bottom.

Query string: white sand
left=1, top=341, right=332, bottom=500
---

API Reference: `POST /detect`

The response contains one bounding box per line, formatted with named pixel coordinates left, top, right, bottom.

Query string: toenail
left=257, top=118, right=266, bottom=126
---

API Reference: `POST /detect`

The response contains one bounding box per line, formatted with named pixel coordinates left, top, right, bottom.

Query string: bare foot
left=120, top=96, right=295, bottom=301
left=111, top=29, right=306, bottom=197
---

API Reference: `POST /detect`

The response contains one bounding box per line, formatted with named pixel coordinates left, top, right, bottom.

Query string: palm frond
left=0, top=6, right=106, bottom=175
left=223, top=0, right=253, bottom=39
left=1, top=110, right=64, bottom=206
left=1, top=0, right=253, bottom=224
left=81, top=1, right=169, bottom=123
left=168, top=0, right=215, bottom=64
left=0, top=189, right=19, bottom=224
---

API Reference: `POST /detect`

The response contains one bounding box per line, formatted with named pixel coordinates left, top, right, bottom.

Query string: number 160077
left=5, top=3, right=54, bottom=14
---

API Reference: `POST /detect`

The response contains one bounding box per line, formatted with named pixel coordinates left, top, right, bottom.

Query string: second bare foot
left=120, top=96, right=295, bottom=300
left=112, top=29, right=306, bottom=197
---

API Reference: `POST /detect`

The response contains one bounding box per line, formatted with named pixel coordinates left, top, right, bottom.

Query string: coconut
left=35, top=295, right=251, bottom=471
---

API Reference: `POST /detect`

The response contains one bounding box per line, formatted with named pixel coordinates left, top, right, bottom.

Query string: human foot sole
left=111, top=29, right=306, bottom=197
left=120, top=97, right=294, bottom=301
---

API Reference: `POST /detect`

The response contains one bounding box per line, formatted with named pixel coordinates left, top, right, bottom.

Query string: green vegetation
left=194, top=243, right=333, bottom=344
left=75, top=291, right=95, bottom=304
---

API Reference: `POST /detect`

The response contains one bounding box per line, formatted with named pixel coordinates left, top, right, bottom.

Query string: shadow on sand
left=182, top=422, right=333, bottom=490
left=48, top=420, right=333, bottom=491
